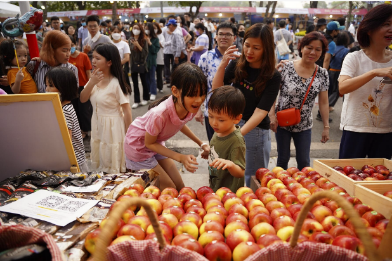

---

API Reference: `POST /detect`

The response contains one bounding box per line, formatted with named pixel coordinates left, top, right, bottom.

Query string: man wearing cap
left=316, top=18, right=327, bottom=32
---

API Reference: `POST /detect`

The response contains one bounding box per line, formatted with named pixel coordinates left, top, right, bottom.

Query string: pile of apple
left=85, top=167, right=389, bottom=261
left=333, top=164, right=392, bottom=181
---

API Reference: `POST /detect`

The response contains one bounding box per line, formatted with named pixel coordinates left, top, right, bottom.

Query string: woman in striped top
left=26, top=30, right=79, bottom=93
left=45, top=67, right=88, bottom=173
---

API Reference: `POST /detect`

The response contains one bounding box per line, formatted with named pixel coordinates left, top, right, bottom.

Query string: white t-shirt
left=339, top=50, right=392, bottom=133
left=112, top=40, right=130, bottom=60
left=157, top=34, right=165, bottom=65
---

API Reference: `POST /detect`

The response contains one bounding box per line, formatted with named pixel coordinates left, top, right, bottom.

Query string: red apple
left=216, top=187, right=232, bottom=200
left=321, top=181, right=337, bottom=190
left=178, top=193, right=193, bottom=205
left=321, top=216, right=344, bottom=232
left=198, top=230, right=225, bottom=247
left=224, top=220, right=250, bottom=238
left=311, top=205, right=333, bottom=222
left=179, top=187, right=197, bottom=199
left=241, top=193, right=258, bottom=204
left=301, top=219, right=324, bottom=237
left=224, top=197, right=245, bottom=211
left=333, top=166, right=344, bottom=171
left=110, top=235, right=137, bottom=246
left=354, top=204, right=373, bottom=217
left=287, top=203, right=303, bottom=216
left=255, top=168, right=271, bottom=180
left=172, top=233, right=195, bottom=245
left=300, top=178, right=314, bottom=188
left=202, top=193, right=221, bottom=205
left=84, top=228, right=102, bottom=254
left=280, top=194, right=300, bottom=208
left=245, top=199, right=265, bottom=212
left=203, top=212, right=225, bottom=227
left=100, top=217, right=125, bottom=238
left=145, top=233, right=171, bottom=245
left=266, top=201, right=286, bottom=213
left=332, top=235, right=364, bottom=254
left=367, top=227, right=383, bottom=240
left=375, top=219, right=389, bottom=234
left=226, top=212, right=248, bottom=226
left=345, top=218, right=369, bottom=232
left=229, top=204, right=249, bottom=219
left=309, top=232, right=334, bottom=244
left=226, top=229, right=255, bottom=251
left=260, top=193, right=278, bottom=205
left=117, top=223, right=145, bottom=240
left=287, top=182, right=303, bottom=192
left=204, top=198, right=223, bottom=212
left=301, top=167, right=314, bottom=175
left=274, top=188, right=294, bottom=201
left=128, top=216, right=151, bottom=232
left=287, top=167, right=300, bottom=175
left=257, top=234, right=283, bottom=249
left=180, top=212, right=203, bottom=228
left=363, top=168, right=375, bottom=175
left=333, top=208, right=348, bottom=222
left=146, top=221, right=173, bottom=241
left=177, top=238, right=204, bottom=255
left=162, top=206, right=185, bottom=220
left=273, top=215, right=295, bottom=231
left=158, top=213, right=179, bottom=229
left=236, top=187, right=253, bottom=198
left=207, top=205, right=228, bottom=218
left=383, top=191, right=392, bottom=199
left=123, top=189, right=141, bottom=198
left=204, top=241, right=232, bottom=261
left=270, top=208, right=292, bottom=221
left=261, top=175, right=275, bottom=188
left=251, top=222, right=276, bottom=241
left=232, top=242, right=260, bottom=261
left=128, top=183, right=144, bottom=194
left=249, top=213, right=273, bottom=229
left=315, top=177, right=329, bottom=188
left=173, top=220, right=199, bottom=240
left=362, top=211, right=386, bottom=227
left=161, top=187, right=179, bottom=198
left=222, top=192, right=237, bottom=204
left=197, top=186, right=214, bottom=202
left=267, top=179, right=284, bottom=189
left=143, top=185, right=161, bottom=198
left=249, top=206, right=270, bottom=220
left=329, top=225, right=356, bottom=238
left=121, top=209, right=135, bottom=223
left=282, top=177, right=297, bottom=186
left=187, top=206, right=207, bottom=219
left=292, top=211, right=316, bottom=221
left=255, top=187, right=272, bottom=199
left=158, top=194, right=174, bottom=206
left=199, top=220, right=224, bottom=235
left=184, top=199, right=203, bottom=211
left=343, top=166, right=355, bottom=175
left=140, top=192, right=156, bottom=199
left=163, top=198, right=183, bottom=210
left=292, top=187, right=311, bottom=197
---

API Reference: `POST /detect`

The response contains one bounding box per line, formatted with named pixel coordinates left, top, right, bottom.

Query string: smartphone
left=381, top=77, right=392, bottom=84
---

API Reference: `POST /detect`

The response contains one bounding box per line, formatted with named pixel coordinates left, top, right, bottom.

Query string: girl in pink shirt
left=125, top=63, right=209, bottom=190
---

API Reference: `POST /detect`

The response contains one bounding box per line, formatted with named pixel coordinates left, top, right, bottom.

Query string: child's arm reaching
left=180, top=125, right=210, bottom=159
left=145, top=132, right=199, bottom=173
left=209, top=159, right=245, bottom=178
left=10, top=69, right=24, bottom=94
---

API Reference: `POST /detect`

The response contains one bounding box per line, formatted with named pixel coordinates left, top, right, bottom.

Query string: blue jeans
left=238, top=119, right=271, bottom=187
left=146, top=65, right=157, bottom=95
left=275, top=127, right=312, bottom=170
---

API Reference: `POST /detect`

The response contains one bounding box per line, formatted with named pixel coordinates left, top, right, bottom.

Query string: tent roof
left=0, top=2, right=21, bottom=18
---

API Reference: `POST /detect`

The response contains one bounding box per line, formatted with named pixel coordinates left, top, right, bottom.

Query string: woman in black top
left=212, top=23, right=281, bottom=187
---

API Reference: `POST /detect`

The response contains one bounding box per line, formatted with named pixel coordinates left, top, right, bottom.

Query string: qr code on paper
left=36, top=195, right=67, bottom=209
left=57, top=200, right=88, bottom=212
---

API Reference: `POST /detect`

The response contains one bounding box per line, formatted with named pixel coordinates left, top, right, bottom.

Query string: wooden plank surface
left=250, top=176, right=261, bottom=192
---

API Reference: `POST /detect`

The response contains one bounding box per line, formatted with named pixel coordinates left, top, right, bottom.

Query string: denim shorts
left=126, top=154, right=167, bottom=171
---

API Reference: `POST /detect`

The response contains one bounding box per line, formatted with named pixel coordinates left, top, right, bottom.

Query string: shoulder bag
left=276, top=29, right=291, bottom=56
left=276, top=66, right=318, bottom=127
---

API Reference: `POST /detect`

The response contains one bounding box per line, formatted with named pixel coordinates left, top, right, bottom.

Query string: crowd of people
left=0, top=4, right=391, bottom=192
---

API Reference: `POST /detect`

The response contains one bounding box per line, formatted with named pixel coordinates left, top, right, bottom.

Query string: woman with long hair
left=144, top=22, right=161, bottom=101
left=212, top=23, right=281, bottom=186
left=190, top=23, right=210, bottom=65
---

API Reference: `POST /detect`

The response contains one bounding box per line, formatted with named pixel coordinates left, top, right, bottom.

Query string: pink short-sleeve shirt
left=124, top=96, right=194, bottom=162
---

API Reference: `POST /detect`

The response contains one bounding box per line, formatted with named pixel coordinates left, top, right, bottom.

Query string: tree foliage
left=167, top=1, right=204, bottom=18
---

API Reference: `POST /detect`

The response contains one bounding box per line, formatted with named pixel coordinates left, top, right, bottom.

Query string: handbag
left=131, top=62, right=146, bottom=74
left=276, top=29, right=291, bottom=56
left=276, top=66, right=318, bottom=127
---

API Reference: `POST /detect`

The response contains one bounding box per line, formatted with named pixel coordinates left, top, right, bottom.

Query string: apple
left=321, top=181, right=337, bottom=190
left=333, top=166, right=344, bottom=171
left=203, top=212, right=225, bottom=227
left=143, top=186, right=161, bottom=198
left=136, top=209, right=148, bottom=216
left=161, top=187, right=179, bottom=198
left=110, top=235, right=137, bottom=246
left=158, top=194, right=174, bottom=206
left=280, top=194, right=300, bottom=208
left=301, top=219, right=324, bottom=237
left=204, top=199, right=224, bottom=211
left=293, top=171, right=306, bottom=179
left=232, top=241, right=260, bottom=261
left=198, top=230, right=225, bottom=247
left=163, top=198, right=183, bottom=210
left=128, top=183, right=144, bottom=194
left=143, top=199, right=162, bottom=215
left=158, top=213, right=178, bottom=229
left=172, top=233, right=194, bottom=245
left=204, top=241, right=232, bottom=261
left=250, top=222, right=276, bottom=241
left=255, top=187, right=272, bottom=199
left=354, top=204, right=373, bottom=217
left=292, top=187, right=311, bottom=197
left=273, top=215, right=295, bottom=231
left=199, top=220, right=224, bottom=235
left=249, top=213, right=272, bottom=229
left=197, top=186, right=214, bottom=202
left=329, top=225, right=355, bottom=238
left=367, top=227, right=383, bottom=240
left=287, top=203, right=303, bottom=216
left=276, top=171, right=290, bottom=180
left=229, top=204, right=249, bottom=219
left=345, top=218, right=369, bottom=232
left=222, top=192, right=238, bottom=204
left=100, top=217, right=125, bottom=238
left=358, top=173, right=369, bottom=179
left=178, top=193, right=193, bottom=205
left=255, top=168, right=271, bottom=181
left=372, top=173, right=386, bottom=180
left=301, top=167, right=314, bottom=175
left=117, top=223, right=145, bottom=240
left=362, top=211, right=386, bottom=227
left=364, top=177, right=378, bottom=181
left=184, top=199, right=203, bottom=211
left=343, top=166, right=355, bottom=175
left=311, top=205, right=333, bottom=222
left=375, top=165, right=387, bottom=172
left=226, top=229, right=255, bottom=251
left=174, top=220, right=199, bottom=240
left=145, top=233, right=171, bottom=245
left=187, top=206, right=207, bottom=219
left=226, top=212, right=248, bottom=226
left=272, top=166, right=284, bottom=174
left=179, top=187, right=197, bottom=199
left=270, top=208, right=292, bottom=221
left=297, top=193, right=312, bottom=205
left=309, top=174, right=322, bottom=182
left=260, top=193, right=278, bottom=205
left=257, top=234, right=283, bottom=248
left=128, top=216, right=151, bottom=231
left=261, top=175, right=275, bottom=188
left=180, top=212, right=203, bottom=227
left=373, top=237, right=381, bottom=249
left=224, top=220, right=250, bottom=237
left=224, top=197, right=245, bottom=211
left=140, top=192, right=156, bottom=199
left=329, top=186, right=346, bottom=194
left=117, top=194, right=134, bottom=202
left=266, top=201, right=286, bottom=213
left=249, top=206, right=270, bottom=220
left=316, top=177, right=329, bottom=188
left=84, top=228, right=102, bottom=254
left=287, top=182, right=303, bottom=192
left=300, top=178, right=314, bottom=188
left=292, top=211, right=316, bottom=221
left=324, top=200, right=339, bottom=212
left=121, top=209, right=135, bottom=223
left=267, top=179, right=283, bottom=189
left=287, top=167, right=300, bottom=175
left=241, top=193, right=258, bottom=204
left=309, top=232, right=334, bottom=244
left=321, top=216, right=344, bottom=232
left=286, top=234, right=309, bottom=243
left=383, top=191, right=392, bottom=199
left=123, top=189, right=141, bottom=198
left=236, top=187, right=253, bottom=198
left=177, top=238, right=204, bottom=255
left=162, top=206, right=185, bottom=220
left=146, top=221, right=173, bottom=241
left=282, top=177, right=297, bottom=186
left=332, top=235, right=364, bottom=254
left=216, top=187, right=232, bottom=200
left=271, top=183, right=287, bottom=195
left=202, top=193, right=221, bottom=205
left=333, top=208, right=348, bottom=222
left=207, top=205, right=228, bottom=218
left=275, top=226, right=294, bottom=241
left=245, top=199, right=265, bottom=212
left=375, top=219, right=389, bottom=234
left=363, top=168, right=375, bottom=175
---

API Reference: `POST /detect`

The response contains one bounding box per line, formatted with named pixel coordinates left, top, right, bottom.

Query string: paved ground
left=85, top=56, right=344, bottom=190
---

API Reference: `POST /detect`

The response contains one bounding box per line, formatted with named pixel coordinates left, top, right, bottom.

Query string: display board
left=0, top=94, right=79, bottom=179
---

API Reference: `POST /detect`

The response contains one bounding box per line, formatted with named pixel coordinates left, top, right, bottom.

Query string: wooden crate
left=355, top=183, right=392, bottom=219
left=250, top=176, right=261, bottom=192
left=313, top=159, right=392, bottom=196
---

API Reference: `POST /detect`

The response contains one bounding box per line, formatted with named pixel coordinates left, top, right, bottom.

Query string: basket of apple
left=83, top=179, right=391, bottom=261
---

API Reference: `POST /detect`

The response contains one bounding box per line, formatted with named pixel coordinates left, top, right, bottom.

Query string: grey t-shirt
left=83, top=34, right=112, bottom=63
left=274, top=28, right=292, bottom=44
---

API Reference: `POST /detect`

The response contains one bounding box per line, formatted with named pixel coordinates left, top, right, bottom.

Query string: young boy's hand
left=180, top=154, right=198, bottom=173
left=209, top=158, right=234, bottom=170
left=200, top=144, right=210, bottom=159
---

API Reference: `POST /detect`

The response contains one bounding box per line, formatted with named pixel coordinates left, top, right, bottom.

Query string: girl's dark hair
left=336, top=31, right=350, bottom=47
left=145, top=22, right=157, bottom=39
left=234, top=23, right=275, bottom=96
left=195, top=23, right=212, bottom=50
left=208, top=86, right=246, bottom=119
left=149, top=63, right=207, bottom=110
left=177, top=15, right=186, bottom=26
left=45, top=67, right=78, bottom=102
left=93, top=43, right=132, bottom=95
left=130, top=22, right=146, bottom=50
left=357, top=4, right=392, bottom=48
left=0, top=39, right=27, bottom=72
left=298, top=31, right=329, bottom=58
left=153, top=22, right=162, bottom=35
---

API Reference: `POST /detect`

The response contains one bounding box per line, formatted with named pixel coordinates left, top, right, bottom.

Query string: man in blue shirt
left=78, top=18, right=89, bottom=51
left=197, top=22, right=239, bottom=141
left=323, top=21, right=344, bottom=70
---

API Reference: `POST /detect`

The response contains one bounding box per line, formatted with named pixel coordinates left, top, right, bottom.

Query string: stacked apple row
left=333, top=164, right=392, bottom=181
left=254, top=166, right=389, bottom=254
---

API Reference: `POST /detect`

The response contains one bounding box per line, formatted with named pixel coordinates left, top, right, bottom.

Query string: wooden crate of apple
left=85, top=178, right=388, bottom=261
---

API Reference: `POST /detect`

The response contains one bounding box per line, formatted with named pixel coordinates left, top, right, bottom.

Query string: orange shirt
left=69, top=52, right=92, bottom=86
left=7, top=67, right=37, bottom=94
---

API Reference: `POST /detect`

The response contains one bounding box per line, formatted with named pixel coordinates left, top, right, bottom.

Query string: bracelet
left=200, top=142, right=209, bottom=148
left=324, top=126, right=330, bottom=128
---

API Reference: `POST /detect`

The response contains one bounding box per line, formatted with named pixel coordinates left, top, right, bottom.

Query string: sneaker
left=131, top=103, right=139, bottom=109
left=158, top=89, right=163, bottom=93
left=141, top=100, right=148, bottom=106
left=316, top=111, right=332, bottom=122
left=150, top=94, right=156, bottom=101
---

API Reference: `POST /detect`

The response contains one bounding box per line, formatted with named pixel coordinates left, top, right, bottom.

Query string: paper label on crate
left=0, top=190, right=98, bottom=226
left=63, top=179, right=106, bottom=193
